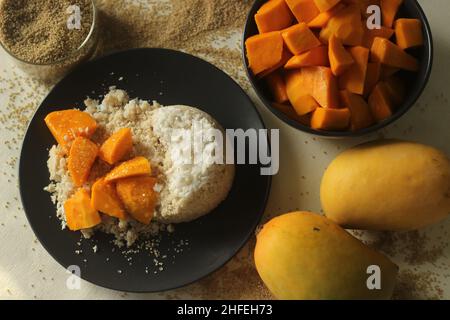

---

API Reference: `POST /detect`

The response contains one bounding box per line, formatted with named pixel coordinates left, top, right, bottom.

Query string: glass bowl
left=0, top=0, right=99, bottom=84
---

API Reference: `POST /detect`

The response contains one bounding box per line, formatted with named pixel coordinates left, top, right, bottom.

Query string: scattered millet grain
left=393, top=269, right=444, bottom=300
left=353, top=229, right=447, bottom=266
left=95, top=0, right=252, bottom=88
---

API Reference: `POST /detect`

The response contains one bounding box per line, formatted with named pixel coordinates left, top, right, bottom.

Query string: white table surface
left=0, top=0, right=449, bottom=300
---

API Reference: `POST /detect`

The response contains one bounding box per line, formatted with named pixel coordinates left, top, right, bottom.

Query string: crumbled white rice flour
left=45, top=88, right=234, bottom=247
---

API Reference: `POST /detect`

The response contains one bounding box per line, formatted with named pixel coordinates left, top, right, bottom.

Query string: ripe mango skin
left=321, top=140, right=450, bottom=231
left=254, top=212, right=398, bottom=300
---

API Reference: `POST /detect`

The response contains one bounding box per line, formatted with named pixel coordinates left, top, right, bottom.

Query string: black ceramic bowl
left=243, top=0, right=433, bottom=138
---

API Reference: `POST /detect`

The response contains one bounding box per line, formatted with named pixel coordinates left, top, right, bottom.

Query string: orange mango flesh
left=282, top=23, right=322, bottom=55
left=394, top=18, right=423, bottom=50
left=286, top=0, right=320, bottom=23
left=255, top=0, right=294, bottom=33
left=246, top=31, right=284, bottom=75
left=328, top=35, right=354, bottom=76
left=64, top=189, right=101, bottom=231
left=314, top=0, right=341, bottom=12
left=99, top=128, right=133, bottom=165
left=311, top=107, right=351, bottom=130
left=308, top=3, right=345, bottom=28
left=67, top=137, right=99, bottom=187
left=319, top=5, right=364, bottom=46
left=266, top=72, right=289, bottom=104
left=362, top=26, right=394, bottom=49
left=338, top=46, right=369, bottom=95
left=368, top=82, right=394, bottom=122
left=363, top=62, right=381, bottom=98
left=116, top=176, right=158, bottom=225
left=370, top=37, right=419, bottom=71
left=272, top=102, right=313, bottom=126
left=340, top=90, right=374, bottom=131
left=302, top=66, right=340, bottom=108
left=91, top=178, right=126, bottom=220
left=285, top=70, right=319, bottom=115
left=258, top=47, right=293, bottom=78
left=45, top=109, right=97, bottom=149
left=343, top=0, right=380, bottom=18
left=381, top=0, right=403, bottom=28
left=284, top=46, right=329, bottom=69
left=105, top=156, right=151, bottom=182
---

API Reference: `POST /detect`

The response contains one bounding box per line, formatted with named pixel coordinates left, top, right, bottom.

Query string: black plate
left=243, top=0, right=433, bottom=138
left=19, top=48, right=271, bottom=293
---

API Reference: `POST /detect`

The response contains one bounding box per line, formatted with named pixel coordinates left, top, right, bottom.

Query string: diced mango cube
left=91, top=178, right=126, bottom=220
left=68, top=137, right=99, bottom=187
left=116, top=177, right=158, bottom=225
left=45, top=110, right=97, bottom=149
left=99, top=128, right=133, bottom=165
left=104, top=156, right=151, bottom=182
left=64, top=189, right=101, bottom=231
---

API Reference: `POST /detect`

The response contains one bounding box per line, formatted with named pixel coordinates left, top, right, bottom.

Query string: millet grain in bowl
left=0, top=0, right=94, bottom=64
left=0, top=0, right=97, bottom=82
left=45, top=89, right=235, bottom=247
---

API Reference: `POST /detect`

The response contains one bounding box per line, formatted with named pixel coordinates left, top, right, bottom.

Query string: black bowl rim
left=242, top=0, right=434, bottom=138
left=19, top=47, right=272, bottom=293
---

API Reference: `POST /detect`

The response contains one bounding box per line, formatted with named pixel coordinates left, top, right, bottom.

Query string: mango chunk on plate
left=99, top=128, right=133, bottom=165
left=116, top=176, right=158, bottom=225
left=44, top=109, right=97, bottom=148
left=64, top=189, right=101, bottom=231
left=68, top=137, right=99, bottom=187
left=91, top=178, right=126, bottom=220
left=104, top=156, right=151, bottom=182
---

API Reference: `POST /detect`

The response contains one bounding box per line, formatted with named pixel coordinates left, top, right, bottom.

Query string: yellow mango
left=104, top=156, right=151, bottom=182
left=64, top=189, right=101, bottom=231
left=99, top=128, right=133, bottom=165
left=321, top=140, right=450, bottom=231
left=116, top=176, right=158, bottom=225
left=254, top=211, right=398, bottom=300
left=91, top=178, right=126, bottom=220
